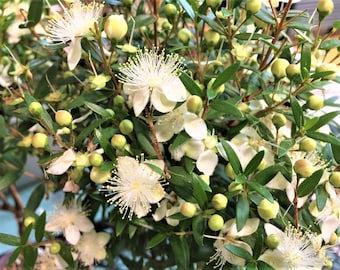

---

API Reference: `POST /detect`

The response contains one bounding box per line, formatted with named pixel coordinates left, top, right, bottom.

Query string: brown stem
left=145, top=107, right=170, bottom=179
left=293, top=177, right=300, bottom=230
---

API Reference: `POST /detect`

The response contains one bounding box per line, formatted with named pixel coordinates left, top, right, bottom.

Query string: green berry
left=24, top=216, right=35, bottom=227
left=212, top=193, right=228, bottom=210
left=329, top=172, right=340, bottom=188
left=257, top=199, right=279, bottom=220
left=178, top=28, right=192, bottom=45
left=228, top=182, right=243, bottom=193
left=317, top=0, right=334, bottom=18
left=119, top=119, right=134, bottom=135
left=28, top=101, right=43, bottom=117
left=164, top=3, right=178, bottom=21
left=272, top=113, right=287, bottom=129
left=271, top=58, right=290, bottom=79
left=266, top=234, right=280, bottom=249
left=286, top=64, right=300, bottom=81
left=206, top=0, right=223, bottom=9
left=90, top=167, right=111, bottom=184
left=187, top=95, right=203, bottom=114
left=32, top=133, right=48, bottom=149
left=306, top=95, right=324, bottom=110
left=225, top=163, right=236, bottom=179
left=299, top=138, right=317, bottom=152
left=245, top=0, right=262, bottom=14
left=208, top=214, right=224, bottom=231
left=204, top=29, right=221, bottom=47
left=55, top=110, right=73, bottom=126
left=49, top=242, right=61, bottom=254
left=180, top=202, right=196, bottom=218
left=315, top=63, right=337, bottom=80
left=89, top=153, right=104, bottom=167
left=111, top=134, right=127, bottom=149
left=293, top=159, right=314, bottom=178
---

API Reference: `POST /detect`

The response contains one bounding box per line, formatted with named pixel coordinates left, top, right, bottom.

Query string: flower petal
left=223, top=218, right=260, bottom=237
left=162, top=76, right=187, bottom=102
left=183, top=113, right=207, bottom=140
left=321, top=214, right=340, bottom=243
left=46, top=149, right=76, bottom=175
left=67, top=38, right=82, bottom=70
left=196, top=150, right=218, bottom=176
left=130, top=88, right=149, bottom=116
left=151, top=89, right=176, bottom=113
left=65, top=224, right=81, bottom=245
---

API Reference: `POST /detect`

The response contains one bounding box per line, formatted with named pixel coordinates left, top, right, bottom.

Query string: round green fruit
left=271, top=58, right=290, bottom=79
left=206, top=0, right=222, bottom=9
left=272, top=113, right=287, bottom=129
left=55, top=110, right=73, bottom=126
left=266, top=234, right=280, bottom=249
left=178, top=28, right=192, bottom=45
left=119, top=119, right=134, bottom=135
left=28, top=101, right=43, bottom=117
left=299, top=138, right=317, bottom=152
left=180, top=202, right=196, bottom=218
left=204, top=29, right=220, bottom=47
left=257, top=199, right=279, bottom=220
left=329, top=172, right=340, bottom=188
left=49, top=242, right=61, bottom=254
left=111, top=134, right=127, bottom=149
left=208, top=214, right=224, bottom=231
left=293, top=159, right=314, bottom=178
left=32, top=133, right=48, bottom=149
left=89, top=153, right=104, bottom=167
left=187, top=95, right=203, bottom=114
left=212, top=193, right=228, bottom=210
left=90, top=167, right=111, bottom=184
left=245, top=0, right=262, bottom=14
left=306, top=95, right=324, bottom=110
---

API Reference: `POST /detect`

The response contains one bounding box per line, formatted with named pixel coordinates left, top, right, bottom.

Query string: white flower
left=46, top=1, right=103, bottom=70
left=153, top=193, right=184, bottom=226
left=74, top=229, right=110, bottom=267
left=102, top=156, right=165, bottom=219
left=259, top=223, right=327, bottom=269
left=209, top=218, right=260, bottom=268
left=119, top=49, right=187, bottom=116
left=155, top=103, right=207, bottom=142
left=46, top=149, right=77, bottom=175
left=45, top=202, right=94, bottom=245
left=35, top=249, right=68, bottom=270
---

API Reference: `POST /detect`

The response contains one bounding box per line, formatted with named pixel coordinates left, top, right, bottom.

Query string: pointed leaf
left=298, top=169, right=323, bottom=197
left=290, top=96, right=304, bottom=128
left=253, top=165, right=281, bottom=185
left=236, top=194, right=249, bottom=231
left=278, top=139, right=295, bottom=158
left=212, top=62, right=240, bottom=90
left=307, top=111, right=340, bottom=132
left=209, top=100, right=244, bottom=118
left=306, top=131, right=340, bottom=146
left=0, top=233, right=21, bottom=246
left=221, top=140, right=242, bottom=175
left=170, top=236, right=190, bottom=270
left=316, top=185, right=328, bottom=212
left=178, top=0, right=196, bottom=20
left=244, top=151, right=264, bottom=176
left=300, top=44, right=311, bottom=78
left=35, top=211, right=46, bottom=243
left=192, top=215, right=205, bottom=246
left=224, top=244, right=252, bottom=261
left=247, top=182, right=274, bottom=202
left=146, top=233, right=167, bottom=249
left=180, top=72, right=203, bottom=97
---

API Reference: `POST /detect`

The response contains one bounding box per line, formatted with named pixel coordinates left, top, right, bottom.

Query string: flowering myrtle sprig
left=1, top=0, right=340, bottom=269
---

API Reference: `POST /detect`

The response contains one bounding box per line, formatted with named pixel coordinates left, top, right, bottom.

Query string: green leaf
left=134, top=14, right=156, bottom=28
left=169, top=132, right=190, bottom=152
left=306, top=131, right=340, bottom=146
left=247, top=115, right=275, bottom=142
left=290, top=96, right=304, bottom=128
left=253, top=165, right=281, bottom=185
left=25, top=183, right=45, bottom=212
left=0, top=115, right=6, bottom=137
left=146, top=233, right=167, bottom=249
left=19, top=0, right=43, bottom=28
left=197, top=14, right=224, bottom=35
left=94, top=128, right=117, bottom=160
left=221, top=140, right=243, bottom=175
left=278, top=139, right=295, bottom=158
left=236, top=194, right=249, bottom=231
left=0, top=171, right=20, bottom=191
left=180, top=72, right=203, bottom=97
left=244, top=151, right=264, bottom=176
left=316, top=185, right=328, bottom=212
left=224, top=244, right=252, bottom=261
left=331, top=143, right=340, bottom=164
left=58, top=243, right=75, bottom=268
left=21, top=224, right=33, bottom=245
left=212, top=62, right=240, bottom=90
left=7, top=247, right=22, bottom=267
left=247, top=182, right=274, bottom=202
left=257, top=261, right=276, bottom=270
left=209, top=100, right=244, bottom=118
left=170, top=236, right=190, bottom=270
left=306, top=111, right=340, bottom=132
left=254, top=6, right=275, bottom=24
left=319, top=39, right=340, bottom=50
left=304, top=117, right=320, bottom=130
left=168, top=166, right=194, bottom=202
left=34, top=62, right=59, bottom=99
left=116, top=218, right=129, bottom=236
left=85, top=101, right=112, bottom=117
left=300, top=44, right=311, bottom=79
left=235, top=33, right=273, bottom=40
left=23, top=245, right=38, bottom=269
left=75, top=117, right=109, bottom=145
left=178, top=0, right=196, bottom=20
left=35, top=211, right=46, bottom=243
left=298, top=169, right=323, bottom=197
left=192, top=174, right=208, bottom=208
left=0, top=233, right=21, bottom=246
left=192, top=215, right=205, bottom=246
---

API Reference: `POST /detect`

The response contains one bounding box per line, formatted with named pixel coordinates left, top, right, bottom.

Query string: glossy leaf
left=23, top=245, right=38, bottom=269
left=297, top=169, right=323, bottom=197
left=247, top=182, right=274, bottom=202
left=192, top=215, right=205, bottom=246
left=0, top=171, right=20, bottom=191
left=170, top=236, right=190, bottom=270
left=221, top=140, right=242, bottom=175
left=290, top=96, right=304, bottom=128
left=306, top=111, right=340, bottom=132
left=0, top=233, right=21, bottom=246
left=212, top=62, right=240, bottom=90
left=146, top=233, right=167, bottom=249
left=253, top=165, right=281, bottom=185
left=180, top=72, right=203, bottom=97
left=316, top=185, right=328, bottom=212
left=244, top=151, right=264, bottom=176
left=192, top=174, right=208, bottom=208
left=306, top=131, right=340, bottom=146
left=21, top=224, right=33, bottom=245
left=209, top=100, right=244, bottom=118
left=25, top=183, right=45, bottom=212
left=7, top=247, right=22, bottom=267
left=35, top=211, right=46, bottom=243
left=236, top=194, right=249, bottom=231
left=278, top=139, right=295, bottom=158
left=224, top=244, right=252, bottom=261
left=178, top=0, right=196, bottom=20
left=300, top=44, right=311, bottom=78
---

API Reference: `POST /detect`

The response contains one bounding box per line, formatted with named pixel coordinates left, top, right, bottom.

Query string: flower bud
left=204, top=29, right=220, bottom=47
left=228, top=182, right=243, bottom=193
left=266, top=234, right=280, bottom=249
left=199, top=174, right=210, bottom=185
left=75, top=152, right=91, bottom=168
left=187, top=95, right=203, bottom=114
left=111, top=134, right=127, bottom=149
left=329, top=172, right=340, bottom=188
left=119, top=119, right=134, bottom=135
left=164, top=3, right=178, bottom=22
left=89, top=153, right=104, bottom=167
left=32, top=133, right=48, bottom=149
left=24, top=216, right=35, bottom=227
left=237, top=102, right=250, bottom=113
left=257, top=199, right=279, bottom=220
left=306, top=95, right=324, bottom=110
left=317, top=0, right=334, bottom=19
left=272, top=113, right=287, bottom=129
left=55, top=110, right=73, bottom=126
left=49, top=242, right=61, bottom=254
left=286, top=64, right=300, bottom=81
left=28, top=101, right=43, bottom=117
left=206, top=0, right=222, bottom=9
left=225, top=163, right=236, bottom=179
left=104, top=15, right=128, bottom=41
left=178, top=28, right=192, bottom=45
left=18, top=134, right=33, bottom=148
left=180, top=202, right=197, bottom=218
left=208, top=214, right=224, bottom=231
left=114, top=95, right=125, bottom=108
left=293, top=159, right=314, bottom=178
left=299, top=138, right=317, bottom=152
left=271, top=58, right=290, bottom=79
left=329, top=232, right=338, bottom=245
left=90, top=166, right=111, bottom=184
left=315, top=63, right=337, bottom=80
left=212, top=193, right=228, bottom=210
left=245, top=0, right=262, bottom=14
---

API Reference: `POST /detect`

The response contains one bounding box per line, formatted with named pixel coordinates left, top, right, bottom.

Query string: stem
left=145, top=108, right=170, bottom=179
left=153, top=0, right=158, bottom=47
left=293, top=177, right=300, bottom=229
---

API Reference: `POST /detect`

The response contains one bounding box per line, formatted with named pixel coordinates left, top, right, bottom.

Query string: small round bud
left=257, top=159, right=267, bottom=171
left=90, top=167, right=111, bottom=184
left=28, top=102, right=43, bottom=117
left=18, top=135, right=32, bottom=148
left=208, top=214, right=224, bottom=231
left=89, top=153, right=104, bottom=167
left=75, top=152, right=91, bottom=168
left=293, top=159, right=314, bottom=178
left=199, top=174, right=210, bottom=185
left=257, top=199, right=279, bottom=220
left=104, top=15, right=128, bottom=41
left=186, top=95, right=203, bottom=113
left=315, top=63, right=337, bottom=80
left=329, top=232, right=338, bottom=245
left=164, top=3, right=178, bottom=22
left=266, top=234, right=280, bottom=249
left=317, top=0, right=334, bottom=18
left=306, top=95, right=324, bottom=110
left=55, top=110, right=73, bottom=126
left=119, top=119, right=134, bottom=135
left=225, top=163, right=236, bottom=179
left=329, top=171, right=340, bottom=188
left=178, top=28, right=192, bottom=45
left=114, top=95, right=125, bottom=108
left=299, top=138, right=317, bottom=152
left=286, top=64, right=300, bottom=81
left=32, top=133, right=48, bottom=149
left=24, top=216, right=35, bottom=227
left=204, top=29, right=221, bottom=47
left=245, top=0, right=262, bottom=14
left=272, top=113, right=287, bottom=129
left=271, top=58, right=290, bottom=79
left=212, top=193, right=228, bottom=210
left=228, top=182, right=243, bottom=193
left=49, top=242, right=61, bottom=254
left=180, top=202, right=197, bottom=218
left=206, top=0, right=222, bottom=9
left=111, top=134, right=127, bottom=149
left=237, top=102, right=250, bottom=113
